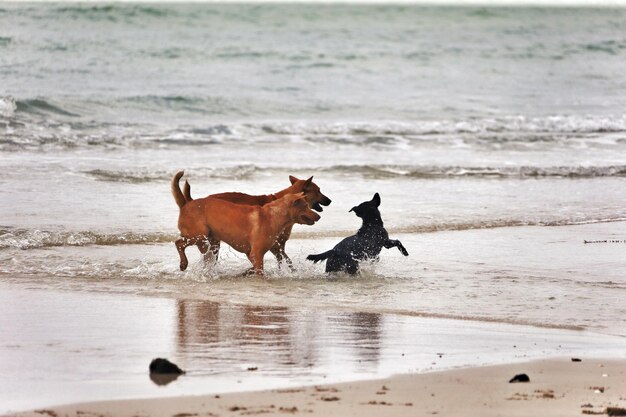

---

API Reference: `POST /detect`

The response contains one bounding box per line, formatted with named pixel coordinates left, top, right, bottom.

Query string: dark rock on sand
left=509, top=373, right=530, bottom=383
left=149, top=358, right=185, bottom=374
left=571, top=357, right=582, bottom=362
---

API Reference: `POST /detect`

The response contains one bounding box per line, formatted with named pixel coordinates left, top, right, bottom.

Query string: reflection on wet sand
left=346, top=312, right=382, bottom=365
left=175, top=300, right=382, bottom=377
left=149, top=372, right=181, bottom=386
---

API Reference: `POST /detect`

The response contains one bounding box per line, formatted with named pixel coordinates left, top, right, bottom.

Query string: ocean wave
left=121, top=95, right=227, bottom=114
left=79, top=164, right=626, bottom=184
left=571, top=39, right=626, bottom=56
left=292, top=217, right=626, bottom=240
left=5, top=217, right=625, bottom=251
left=6, top=95, right=239, bottom=123
left=323, top=164, right=626, bottom=179
left=83, top=165, right=260, bottom=183
left=256, top=116, right=626, bottom=136
left=5, top=94, right=626, bottom=133
left=0, top=96, right=16, bottom=118
left=52, top=4, right=175, bottom=21
left=3, top=106, right=626, bottom=152
left=0, top=228, right=174, bottom=250
left=14, top=98, right=81, bottom=118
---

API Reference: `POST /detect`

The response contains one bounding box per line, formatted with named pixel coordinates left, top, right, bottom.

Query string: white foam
left=0, top=96, right=16, bottom=118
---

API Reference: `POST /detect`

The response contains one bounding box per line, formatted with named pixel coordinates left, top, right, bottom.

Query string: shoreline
left=4, top=220, right=626, bottom=338
left=1, top=284, right=626, bottom=413
left=8, top=357, right=626, bottom=417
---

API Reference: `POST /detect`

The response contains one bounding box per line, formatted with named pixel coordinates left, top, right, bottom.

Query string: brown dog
left=172, top=172, right=321, bottom=274
left=180, top=173, right=331, bottom=267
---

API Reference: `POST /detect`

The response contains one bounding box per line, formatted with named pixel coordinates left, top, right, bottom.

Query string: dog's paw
left=306, top=255, right=319, bottom=263
left=180, top=261, right=188, bottom=271
left=399, top=246, right=409, bottom=256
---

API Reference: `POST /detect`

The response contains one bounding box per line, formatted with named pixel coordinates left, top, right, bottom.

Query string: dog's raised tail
left=183, top=180, right=193, bottom=202
left=171, top=171, right=187, bottom=208
left=306, top=250, right=333, bottom=264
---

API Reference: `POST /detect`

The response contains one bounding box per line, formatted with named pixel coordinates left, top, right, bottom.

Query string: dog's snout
left=321, top=196, right=332, bottom=206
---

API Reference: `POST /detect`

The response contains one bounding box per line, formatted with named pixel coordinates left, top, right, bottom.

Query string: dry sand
left=9, top=357, right=626, bottom=417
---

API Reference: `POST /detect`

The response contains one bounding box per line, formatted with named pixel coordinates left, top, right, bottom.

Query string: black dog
left=307, top=193, right=408, bottom=274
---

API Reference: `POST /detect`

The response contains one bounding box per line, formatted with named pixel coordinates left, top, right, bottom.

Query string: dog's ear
left=372, top=193, right=381, bottom=207
left=304, top=176, right=313, bottom=188
left=289, top=175, right=299, bottom=185
left=292, top=193, right=307, bottom=207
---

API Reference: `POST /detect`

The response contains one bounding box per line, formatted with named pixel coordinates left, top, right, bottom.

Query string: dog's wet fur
left=307, top=193, right=408, bottom=274
left=172, top=171, right=321, bottom=275
left=179, top=174, right=331, bottom=269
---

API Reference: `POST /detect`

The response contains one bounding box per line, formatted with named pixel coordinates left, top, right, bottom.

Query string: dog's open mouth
left=312, top=197, right=331, bottom=212
left=312, top=202, right=324, bottom=212
left=300, top=211, right=321, bottom=225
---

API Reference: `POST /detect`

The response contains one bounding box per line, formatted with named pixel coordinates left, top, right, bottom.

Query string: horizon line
left=2, top=0, right=626, bottom=6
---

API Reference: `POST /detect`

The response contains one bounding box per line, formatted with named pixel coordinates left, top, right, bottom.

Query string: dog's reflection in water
left=172, top=300, right=383, bottom=374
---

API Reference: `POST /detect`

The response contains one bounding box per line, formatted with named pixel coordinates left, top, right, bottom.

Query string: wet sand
left=1, top=284, right=625, bottom=414
left=9, top=358, right=626, bottom=417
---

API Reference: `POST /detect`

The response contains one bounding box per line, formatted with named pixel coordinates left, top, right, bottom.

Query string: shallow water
left=3, top=222, right=625, bottom=335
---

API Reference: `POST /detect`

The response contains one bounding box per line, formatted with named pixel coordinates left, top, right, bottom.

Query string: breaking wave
left=4, top=216, right=625, bottom=251
left=0, top=228, right=174, bottom=250
left=78, top=164, right=626, bottom=184
left=257, top=116, right=626, bottom=136
left=2, top=96, right=626, bottom=152
left=83, top=165, right=261, bottom=183
left=0, top=96, right=16, bottom=118
left=293, top=217, right=626, bottom=239
left=14, top=98, right=81, bottom=117
left=322, top=164, right=626, bottom=179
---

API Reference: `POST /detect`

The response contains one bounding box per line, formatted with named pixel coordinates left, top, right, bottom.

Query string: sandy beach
left=8, top=358, right=626, bottom=417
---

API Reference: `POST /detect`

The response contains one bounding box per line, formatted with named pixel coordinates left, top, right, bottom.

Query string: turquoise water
left=2, top=4, right=626, bottom=125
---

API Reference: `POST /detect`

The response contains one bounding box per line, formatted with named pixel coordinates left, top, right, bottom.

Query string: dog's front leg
left=271, top=228, right=295, bottom=270
left=246, top=249, right=265, bottom=276
left=270, top=243, right=294, bottom=271
left=384, top=239, right=409, bottom=256
left=280, top=251, right=294, bottom=270
left=203, top=237, right=221, bottom=264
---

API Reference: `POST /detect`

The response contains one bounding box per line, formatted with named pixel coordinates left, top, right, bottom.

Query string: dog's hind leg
left=384, top=239, right=409, bottom=256
left=345, top=261, right=359, bottom=275
left=196, top=239, right=209, bottom=254
left=175, top=237, right=197, bottom=271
